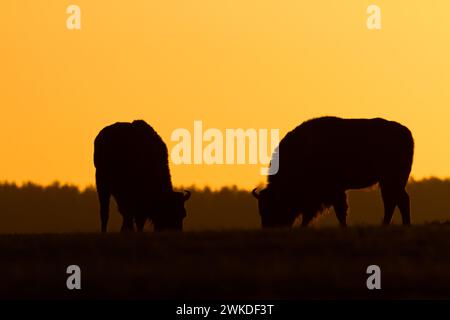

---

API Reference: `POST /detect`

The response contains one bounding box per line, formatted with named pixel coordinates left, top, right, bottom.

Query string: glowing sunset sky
left=1, top=1, right=449, bottom=188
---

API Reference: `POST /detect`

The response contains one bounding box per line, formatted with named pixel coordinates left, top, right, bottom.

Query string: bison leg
left=301, top=212, right=314, bottom=227
left=96, top=171, right=110, bottom=233
left=121, top=216, right=135, bottom=232
left=380, top=184, right=396, bottom=226
left=380, top=182, right=411, bottom=226
left=135, top=217, right=146, bottom=232
left=333, top=192, right=348, bottom=227
left=398, top=189, right=411, bottom=225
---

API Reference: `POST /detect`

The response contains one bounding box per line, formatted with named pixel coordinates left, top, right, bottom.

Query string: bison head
left=252, top=187, right=297, bottom=228
left=152, top=190, right=191, bottom=231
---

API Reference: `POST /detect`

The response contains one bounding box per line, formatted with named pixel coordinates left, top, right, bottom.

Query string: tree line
left=0, top=178, right=448, bottom=233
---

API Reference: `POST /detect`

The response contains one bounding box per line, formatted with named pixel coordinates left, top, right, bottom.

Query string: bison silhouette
left=94, top=120, right=190, bottom=232
left=253, top=116, right=414, bottom=228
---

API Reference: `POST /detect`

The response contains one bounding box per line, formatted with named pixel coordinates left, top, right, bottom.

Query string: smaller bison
left=94, top=120, right=190, bottom=232
left=253, top=116, right=414, bottom=228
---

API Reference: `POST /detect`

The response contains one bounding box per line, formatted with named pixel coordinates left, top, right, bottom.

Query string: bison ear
left=252, top=188, right=260, bottom=199
left=183, top=190, right=191, bottom=201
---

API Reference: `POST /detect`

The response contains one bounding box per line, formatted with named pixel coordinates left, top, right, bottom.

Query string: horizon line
left=0, top=176, right=449, bottom=192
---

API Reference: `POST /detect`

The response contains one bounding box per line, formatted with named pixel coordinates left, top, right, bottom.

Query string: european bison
left=253, top=116, right=414, bottom=228
left=94, top=120, right=190, bottom=232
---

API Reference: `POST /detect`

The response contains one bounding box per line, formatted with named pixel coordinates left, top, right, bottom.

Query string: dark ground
left=1, top=225, right=450, bottom=300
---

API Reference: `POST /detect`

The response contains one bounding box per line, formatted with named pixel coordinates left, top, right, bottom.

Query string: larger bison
left=94, top=120, right=190, bottom=232
left=253, top=116, right=414, bottom=228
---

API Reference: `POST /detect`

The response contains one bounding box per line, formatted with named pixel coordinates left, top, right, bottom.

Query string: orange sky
left=1, top=1, right=450, bottom=189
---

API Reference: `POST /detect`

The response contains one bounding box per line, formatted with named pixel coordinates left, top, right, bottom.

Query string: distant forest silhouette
left=0, top=178, right=449, bottom=233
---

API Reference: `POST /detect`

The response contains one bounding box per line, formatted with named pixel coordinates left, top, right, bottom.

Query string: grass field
left=1, top=225, right=450, bottom=300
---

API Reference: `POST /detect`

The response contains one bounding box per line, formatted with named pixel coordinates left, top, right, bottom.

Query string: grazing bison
left=252, top=116, right=414, bottom=228
left=94, top=120, right=190, bottom=232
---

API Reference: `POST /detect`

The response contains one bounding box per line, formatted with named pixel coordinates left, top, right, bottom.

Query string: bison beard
left=94, top=120, right=190, bottom=232
left=253, top=116, right=414, bottom=228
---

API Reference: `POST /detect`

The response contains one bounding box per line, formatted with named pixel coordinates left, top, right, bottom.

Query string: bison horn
left=252, top=188, right=260, bottom=199
left=183, top=190, right=191, bottom=201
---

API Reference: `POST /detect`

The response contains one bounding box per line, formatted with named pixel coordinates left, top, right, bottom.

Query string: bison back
left=269, top=117, right=414, bottom=190
left=94, top=120, right=172, bottom=193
